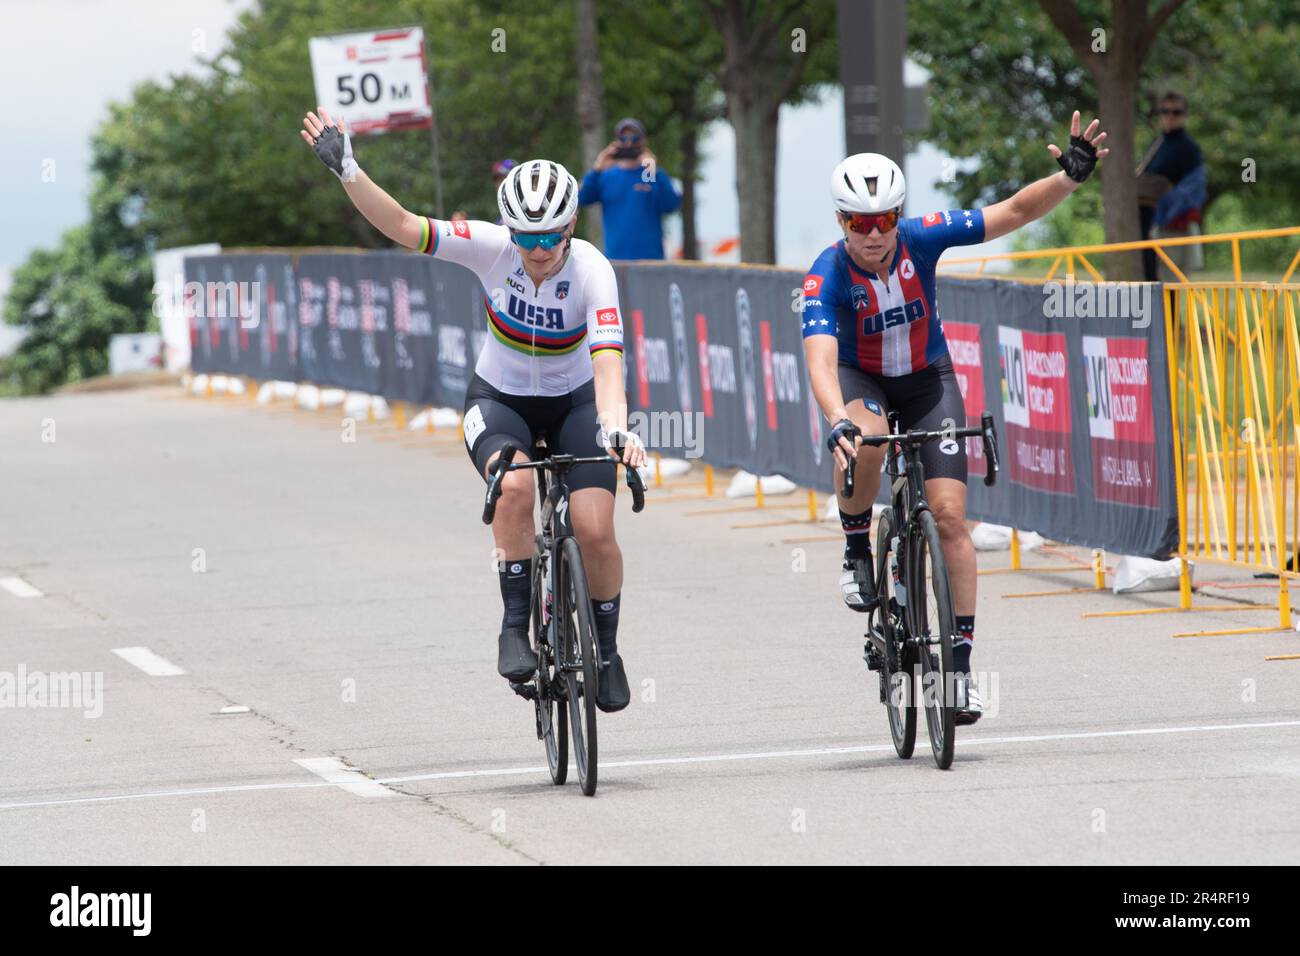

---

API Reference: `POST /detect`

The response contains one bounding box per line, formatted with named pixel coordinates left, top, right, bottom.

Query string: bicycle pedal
left=510, top=681, right=537, bottom=701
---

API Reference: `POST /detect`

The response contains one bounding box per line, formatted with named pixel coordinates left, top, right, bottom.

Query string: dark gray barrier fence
left=938, top=278, right=1178, bottom=559
left=614, top=263, right=829, bottom=493
left=186, top=252, right=1176, bottom=557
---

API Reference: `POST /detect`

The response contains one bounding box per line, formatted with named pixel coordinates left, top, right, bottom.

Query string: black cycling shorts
left=838, top=354, right=969, bottom=484
left=462, top=375, right=617, bottom=495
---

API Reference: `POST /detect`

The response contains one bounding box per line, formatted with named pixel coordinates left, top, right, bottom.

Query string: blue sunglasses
left=511, top=231, right=566, bottom=251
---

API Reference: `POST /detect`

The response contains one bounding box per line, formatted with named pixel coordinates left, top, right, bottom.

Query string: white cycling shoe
left=840, top=557, right=877, bottom=612
left=954, top=672, right=983, bottom=725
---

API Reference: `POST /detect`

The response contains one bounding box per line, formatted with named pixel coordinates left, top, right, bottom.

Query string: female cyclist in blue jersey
left=301, top=108, right=646, bottom=713
left=803, top=111, right=1109, bottom=724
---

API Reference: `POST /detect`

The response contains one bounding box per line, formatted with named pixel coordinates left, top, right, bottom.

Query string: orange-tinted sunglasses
left=842, top=210, right=900, bottom=234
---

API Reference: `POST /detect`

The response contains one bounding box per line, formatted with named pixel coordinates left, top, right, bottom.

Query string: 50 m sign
left=308, top=27, right=432, bottom=136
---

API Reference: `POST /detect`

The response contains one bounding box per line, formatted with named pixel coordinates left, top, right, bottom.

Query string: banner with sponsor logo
left=184, top=254, right=298, bottom=384
left=187, top=251, right=1176, bottom=557
left=614, top=264, right=826, bottom=491
left=940, top=277, right=1177, bottom=557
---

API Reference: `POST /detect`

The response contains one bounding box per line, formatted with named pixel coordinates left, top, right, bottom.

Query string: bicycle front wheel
left=531, top=543, right=567, bottom=786
left=558, top=535, right=599, bottom=796
left=910, top=509, right=956, bottom=770
left=873, top=506, right=916, bottom=759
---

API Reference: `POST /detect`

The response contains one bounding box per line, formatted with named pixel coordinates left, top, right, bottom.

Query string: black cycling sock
left=954, top=614, right=974, bottom=673
left=840, top=508, right=873, bottom=561
left=499, top=557, right=532, bottom=630
left=591, top=592, right=621, bottom=658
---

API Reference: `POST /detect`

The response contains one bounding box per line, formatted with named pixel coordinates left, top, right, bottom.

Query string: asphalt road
left=1, top=386, right=1297, bottom=864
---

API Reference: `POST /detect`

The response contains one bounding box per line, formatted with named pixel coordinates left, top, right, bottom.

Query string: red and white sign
left=631, top=310, right=649, bottom=407
left=597, top=308, right=619, bottom=327
left=922, top=212, right=943, bottom=228
left=309, top=27, right=432, bottom=136
left=998, top=327, right=1075, bottom=494
left=1083, top=335, right=1158, bottom=508
left=759, top=321, right=778, bottom=431
left=944, top=321, right=985, bottom=471
left=451, top=220, right=470, bottom=239
left=802, top=275, right=822, bottom=295
left=696, top=313, right=714, bottom=417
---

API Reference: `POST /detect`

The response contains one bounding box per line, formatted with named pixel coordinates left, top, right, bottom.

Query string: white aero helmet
left=497, top=159, right=579, bottom=231
left=830, top=153, right=906, bottom=214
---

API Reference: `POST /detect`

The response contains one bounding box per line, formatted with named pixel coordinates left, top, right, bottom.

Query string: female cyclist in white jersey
left=301, top=108, right=646, bottom=712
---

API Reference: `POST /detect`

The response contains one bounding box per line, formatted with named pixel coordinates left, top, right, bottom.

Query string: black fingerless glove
left=827, top=418, right=861, bottom=453
left=1055, top=133, right=1098, bottom=183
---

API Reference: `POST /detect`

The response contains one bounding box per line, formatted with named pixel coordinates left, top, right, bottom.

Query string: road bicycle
left=482, top=440, right=645, bottom=796
left=844, top=410, right=999, bottom=769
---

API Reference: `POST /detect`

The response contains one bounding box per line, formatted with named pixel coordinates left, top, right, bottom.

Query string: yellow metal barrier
left=937, top=225, right=1300, bottom=284
left=939, top=227, right=1300, bottom=642
left=1166, top=281, right=1298, bottom=635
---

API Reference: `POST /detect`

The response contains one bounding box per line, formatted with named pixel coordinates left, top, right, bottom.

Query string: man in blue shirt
left=579, top=118, right=681, bottom=260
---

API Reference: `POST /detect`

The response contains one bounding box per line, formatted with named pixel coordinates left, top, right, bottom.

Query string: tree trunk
left=729, top=98, right=779, bottom=263
left=1038, top=0, right=1193, bottom=281
left=1095, top=69, right=1143, bottom=280
left=574, top=0, right=606, bottom=249
left=679, top=116, right=699, bottom=259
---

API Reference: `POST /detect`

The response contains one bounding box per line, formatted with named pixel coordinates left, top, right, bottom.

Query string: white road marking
left=0, top=577, right=43, bottom=598
left=112, top=647, right=187, bottom=676
left=378, top=718, right=1300, bottom=783
left=294, top=757, right=396, bottom=798
left=1, top=718, right=1297, bottom=812
left=0, top=781, right=334, bottom=810
left=217, top=705, right=251, bottom=715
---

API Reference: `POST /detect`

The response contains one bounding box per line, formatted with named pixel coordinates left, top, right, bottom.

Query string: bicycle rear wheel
left=531, top=542, right=567, bottom=786
left=873, top=507, right=916, bottom=759
left=910, top=509, right=956, bottom=769
left=558, top=535, right=599, bottom=796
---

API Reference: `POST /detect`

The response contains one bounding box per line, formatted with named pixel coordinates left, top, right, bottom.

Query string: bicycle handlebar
left=838, top=412, right=1001, bottom=495
left=481, top=443, right=647, bottom=525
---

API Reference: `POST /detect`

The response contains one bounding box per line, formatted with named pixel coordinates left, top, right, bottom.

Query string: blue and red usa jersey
left=801, top=209, right=986, bottom=376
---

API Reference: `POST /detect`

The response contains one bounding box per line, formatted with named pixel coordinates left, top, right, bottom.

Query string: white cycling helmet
left=497, top=159, right=579, bottom=232
left=830, top=153, right=906, bottom=214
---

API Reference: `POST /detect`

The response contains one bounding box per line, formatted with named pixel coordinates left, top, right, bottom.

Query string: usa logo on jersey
left=556, top=280, right=570, bottom=300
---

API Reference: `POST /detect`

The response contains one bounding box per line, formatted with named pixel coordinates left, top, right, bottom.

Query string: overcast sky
left=0, top=0, right=1011, bottom=303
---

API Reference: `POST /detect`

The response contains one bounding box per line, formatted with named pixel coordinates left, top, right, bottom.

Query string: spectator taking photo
left=579, top=118, right=681, bottom=260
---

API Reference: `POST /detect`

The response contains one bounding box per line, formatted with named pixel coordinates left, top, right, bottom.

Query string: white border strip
left=294, top=757, right=395, bottom=798
left=112, top=647, right=187, bottom=676
left=0, top=577, right=43, bottom=598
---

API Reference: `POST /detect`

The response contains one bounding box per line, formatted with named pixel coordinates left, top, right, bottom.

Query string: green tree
left=1, top=226, right=151, bottom=393
left=911, top=0, right=1298, bottom=276
left=601, top=0, right=727, bottom=258
left=704, top=0, right=839, bottom=263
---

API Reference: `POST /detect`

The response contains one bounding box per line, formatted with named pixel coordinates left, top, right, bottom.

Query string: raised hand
left=1048, top=110, right=1110, bottom=183
left=301, top=107, right=358, bottom=183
